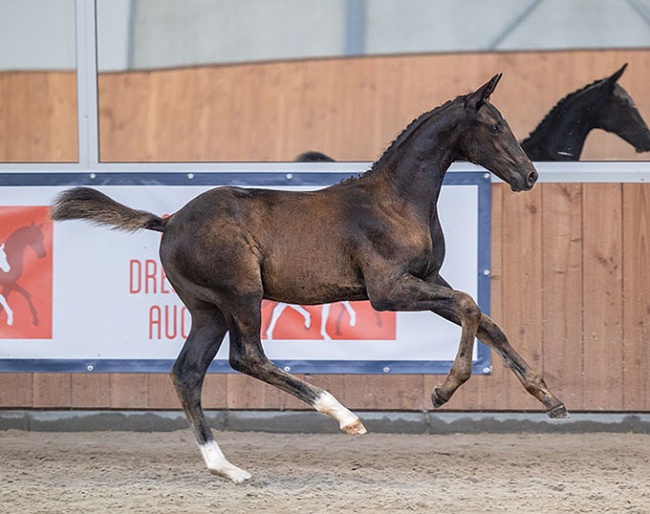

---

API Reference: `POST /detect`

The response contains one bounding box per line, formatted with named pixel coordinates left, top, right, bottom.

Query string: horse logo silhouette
left=0, top=207, right=53, bottom=338
left=261, top=300, right=394, bottom=341
left=0, top=243, right=12, bottom=326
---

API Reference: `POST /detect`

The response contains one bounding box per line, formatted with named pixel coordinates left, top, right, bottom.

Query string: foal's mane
left=338, top=96, right=461, bottom=185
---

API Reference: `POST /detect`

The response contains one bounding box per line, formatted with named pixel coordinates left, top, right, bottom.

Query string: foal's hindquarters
left=159, top=191, right=367, bottom=482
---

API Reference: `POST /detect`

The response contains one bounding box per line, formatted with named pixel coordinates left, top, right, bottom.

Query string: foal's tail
left=50, top=187, right=167, bottom=233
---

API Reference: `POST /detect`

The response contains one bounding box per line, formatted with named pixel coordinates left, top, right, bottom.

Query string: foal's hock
left=51, top=74, right=566, bottom=482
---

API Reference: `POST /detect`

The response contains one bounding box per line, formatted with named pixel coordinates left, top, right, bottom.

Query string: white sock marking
left=314, top=391, right=359, bottom=430
left=199, top=441, right=251, bottom=483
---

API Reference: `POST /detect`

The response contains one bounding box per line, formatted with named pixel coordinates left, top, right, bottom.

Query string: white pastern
left=314, top=391, right=366, bottom=434
left=199, top=441, right=251, bottom=483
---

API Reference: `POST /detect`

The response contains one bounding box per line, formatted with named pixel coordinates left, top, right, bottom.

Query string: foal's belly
left=260, top=253, right=368, bottom=305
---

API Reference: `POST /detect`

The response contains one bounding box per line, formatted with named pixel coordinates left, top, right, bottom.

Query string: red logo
left=0, top=206, right=53, bottom=339
left=261, top=300, right=395, bottom=341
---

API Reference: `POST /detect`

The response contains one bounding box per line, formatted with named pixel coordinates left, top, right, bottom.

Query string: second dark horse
left=50, top=74, right=566, bottom=482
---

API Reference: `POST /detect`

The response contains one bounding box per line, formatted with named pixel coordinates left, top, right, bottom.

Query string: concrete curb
left=1, top=410, right=649, bottom=434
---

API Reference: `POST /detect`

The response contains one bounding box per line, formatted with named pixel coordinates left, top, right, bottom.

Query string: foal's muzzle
left=511, top=169, right=538, bottom=192
left=526, top=169, right=539, bottom=188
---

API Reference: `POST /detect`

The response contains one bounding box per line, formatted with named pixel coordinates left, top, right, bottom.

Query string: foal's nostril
left=527, top=170, right=539, bottom=186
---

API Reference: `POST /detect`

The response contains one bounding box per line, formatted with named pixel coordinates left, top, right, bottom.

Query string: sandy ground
left=1, top=429, right=649, bottom=514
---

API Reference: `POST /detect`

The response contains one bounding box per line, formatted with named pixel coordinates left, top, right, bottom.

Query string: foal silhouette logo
left=0, top=206, right=52, bottom=339
left=261, top=300, right=395, bottom=341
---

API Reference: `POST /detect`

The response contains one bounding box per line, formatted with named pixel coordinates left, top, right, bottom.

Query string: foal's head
left=459, top=74, right=538, bottom=192
left=593, top=64, right=650, bottom=153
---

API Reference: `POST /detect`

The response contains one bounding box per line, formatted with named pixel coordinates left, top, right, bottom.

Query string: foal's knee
left=457, top=293, right=481, bottom=328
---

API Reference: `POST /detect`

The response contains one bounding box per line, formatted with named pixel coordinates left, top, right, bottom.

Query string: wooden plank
left=109, top=374, right=149, bottom=409
left=32, top=373, right=72, bottom=408
left=1, top=72, right=76, bottom=162
left=622, top=183, right=650, bottom=410
left=200, top=374, right=229, bottom=409
left=0, top=373, right=33, bottom=408
left=147, top=374, right=179, bottom=409
left=45, top=71, right=78, bottom=161
left=71, top=373, right=111, bottom=408
left=0, top=74, right=7, bottom=160
left=499, top=184, right=545, bottom=411
left=98, top=72, right=154, bottom=162
left=460, top=183, right=509, bottom=410
left=582, top=184, right=624, bottom=410
left=226, top=373, right=282, bottom=410
left=541, top=183, right=585, bottom=410
left=347, top=375, right=425, bottom=411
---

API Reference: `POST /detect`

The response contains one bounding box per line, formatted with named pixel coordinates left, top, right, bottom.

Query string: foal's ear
left=604, top=63, right=628, bottom=88
left=465, top=73, right=503, bottom=111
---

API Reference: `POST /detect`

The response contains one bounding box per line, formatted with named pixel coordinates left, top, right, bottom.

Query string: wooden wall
left=1, top=49, right=649, bottom=413
left=1, top=49, right=648, bottom=162
left=95, top=49, right=649, bottom=162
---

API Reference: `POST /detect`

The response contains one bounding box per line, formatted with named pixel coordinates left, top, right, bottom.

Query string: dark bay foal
left=51, top=74, right=566, bottom=482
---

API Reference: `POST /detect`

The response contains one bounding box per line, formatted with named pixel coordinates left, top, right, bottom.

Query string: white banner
left=0, top=172, right=490, bottom=374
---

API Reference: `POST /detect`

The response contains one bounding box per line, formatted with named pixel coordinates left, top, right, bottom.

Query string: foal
left=51, top=74, right=566, bottom=482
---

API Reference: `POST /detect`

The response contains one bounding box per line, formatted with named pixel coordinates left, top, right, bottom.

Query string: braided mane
left=371, top=98, right=459, bottom=172
left=335, top=97, right=461, bottom=186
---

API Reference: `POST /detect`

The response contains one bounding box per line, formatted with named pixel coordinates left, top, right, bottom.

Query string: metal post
left=75, top=0, right=100, bottom=169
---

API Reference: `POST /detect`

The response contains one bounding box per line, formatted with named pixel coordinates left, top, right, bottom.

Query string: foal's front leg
left=476, top=314, right=568, bottom=417
left=368, top=274, right=483, bottom=407
left=432, top=275, right=568, bottom=418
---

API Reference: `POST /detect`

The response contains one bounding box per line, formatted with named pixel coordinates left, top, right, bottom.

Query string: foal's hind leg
left=227, top=299, right=366, bottom=435
left=170, top=305, right=251, bottom=482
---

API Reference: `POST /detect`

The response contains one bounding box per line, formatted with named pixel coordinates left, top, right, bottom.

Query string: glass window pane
left=96, top=0, right=650, bottom=162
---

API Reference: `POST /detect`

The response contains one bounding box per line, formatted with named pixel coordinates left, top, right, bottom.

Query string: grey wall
left=0, top=0, right=649, bottom=71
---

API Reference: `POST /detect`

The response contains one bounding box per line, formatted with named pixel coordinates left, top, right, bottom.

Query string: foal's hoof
left=431, top=387, right=448, bottom=409
left=209, top=465, right=252, bottom=483
left=547, top=403, right=569, bottom=419
left=342, top=419, right=367, bottom=435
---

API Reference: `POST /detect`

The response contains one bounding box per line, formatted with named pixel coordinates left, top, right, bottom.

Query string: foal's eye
left=489, top=124, right=500, bottom=134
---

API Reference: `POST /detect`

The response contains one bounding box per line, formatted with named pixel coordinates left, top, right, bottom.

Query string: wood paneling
left=500, top=187, right=545, bottom=411
left=582, top=184, right=625, bottom=410
left=622, top=184, right=650, bottom=411
left=0, top=71, right=77, bottom=162
left=71, top=373, right=111, bottom=408
left=93, top=49, right=650, bottom=162
left=1, top=50, right=647, bottom=164
left=1, top=49, right=649, bottom=413
left=541, top=184, right=584, bottom=408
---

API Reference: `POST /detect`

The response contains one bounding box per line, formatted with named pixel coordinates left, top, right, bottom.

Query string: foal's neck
left=372, top=123, right=457, bottom=207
